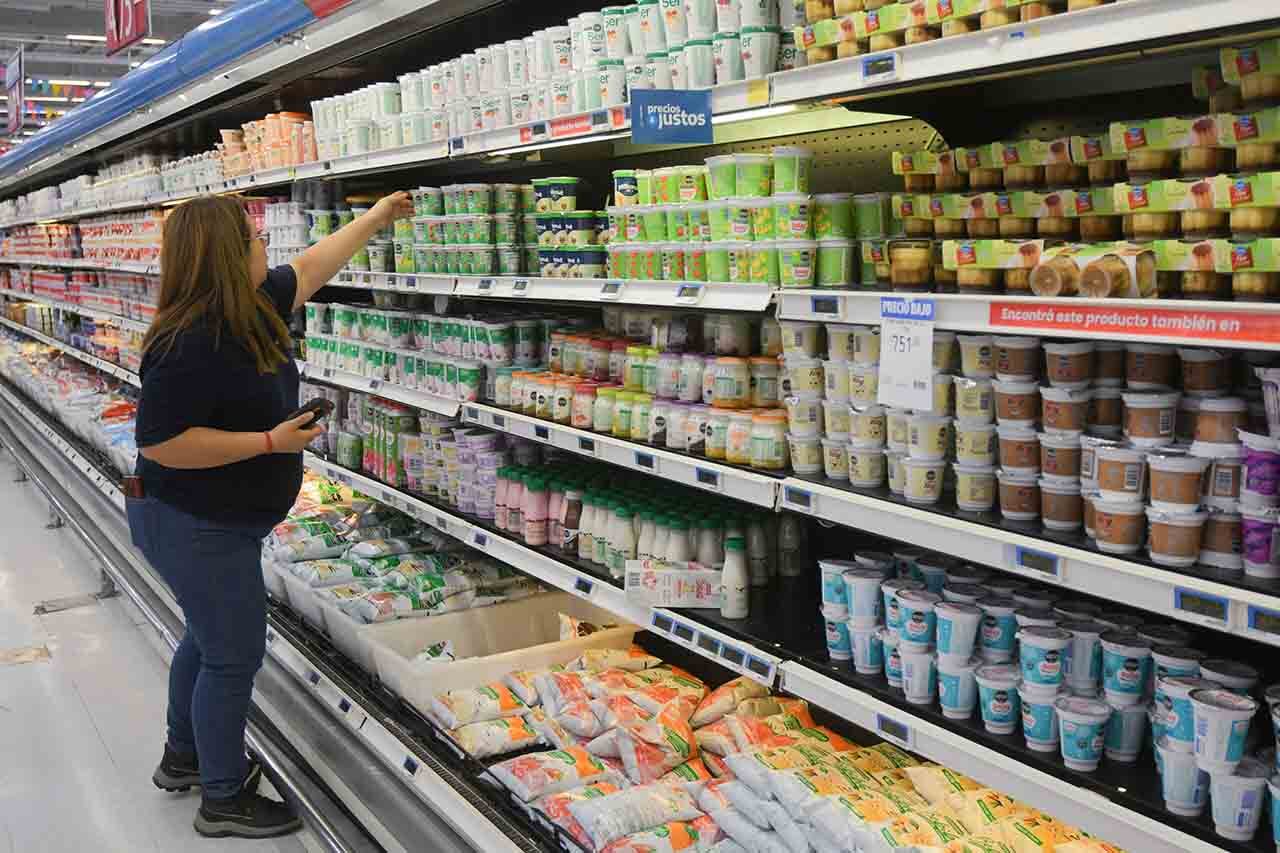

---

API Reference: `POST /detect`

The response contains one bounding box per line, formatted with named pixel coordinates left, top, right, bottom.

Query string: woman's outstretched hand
left=372, top=191, right=414, bottom=228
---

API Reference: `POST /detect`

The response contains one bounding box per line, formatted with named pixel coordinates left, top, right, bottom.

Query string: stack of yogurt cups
left=818, top=552, right=894, bottom=676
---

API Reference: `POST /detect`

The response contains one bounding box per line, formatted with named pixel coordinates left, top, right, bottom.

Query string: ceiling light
left=47, top=79, right=91, bottom=87
left=92, top=81, right=111, bottom=88
left=141, top=38, right=165, bottom=45
left=711, top=105, right=801, bottom=125
left=208, top=7, right=222, bottom=13
left=488, top=130, right=629, bottom=157
left=65, top=34, right=107, bottom=42
left=26, top=96, right=69, bottom=103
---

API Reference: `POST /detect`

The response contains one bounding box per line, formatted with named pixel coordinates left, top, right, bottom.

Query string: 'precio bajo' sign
left=105, top=0, right=151, bottom=57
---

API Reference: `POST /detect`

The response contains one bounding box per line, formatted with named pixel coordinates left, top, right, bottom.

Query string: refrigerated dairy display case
left=4, top=0, right=1280, bottom=851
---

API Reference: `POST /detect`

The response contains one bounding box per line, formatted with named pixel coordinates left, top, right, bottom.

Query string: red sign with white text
left=988, top=301, right=1280, bottom=345
left=105, top=0, right=151, bottom=56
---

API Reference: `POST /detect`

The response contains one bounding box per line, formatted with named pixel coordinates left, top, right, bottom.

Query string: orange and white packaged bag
left=731, top=697, right=787, bottom=719
left=694, top=717, right=740, bottom=756
left=946, top=789, right=1030, bottom=833
left=489, top=747, right=625, bottom=802
left=527, top=708, right=591, bottom=751
left=536, top=671, right=595, bottom=715
left=601, top=816, right=724, bottom=853
left=627, top=674, right=708, bottom=719
left=861, top=810, right=971, bottom=853
left=533, top=780, right=623, bottom=849
left=702, top=752, right=733, bottom=779
left=867, top=742, right=919, bottom=768
left=722, top=743, right=836, bottom=797
left=505, top=666, right=563, bottom=707
left=807, top=789, right=912, bottom=851
left=616, top=706, right=699, bottom=783
left=690, top=676, right=772, bottom=727
left=431, top=683, right=526, bottom=729
left=768, top=764, right=876, bottom=821
left=904, top=764, right=983, bottom=805
left=592, top=694, right=653, bottom=730
left=451, top=714, right=541, bottom=759
left=943, top=828, right=1017, bottom=853
left=571, top=646, right=663, bottom=673
left=567, top=782, right=703, bottom=850
left=660, top=757, right=715, bottom=792
left=557, top=699, right=608, bottom=738
left=996, top=814, right=1084, bottom=853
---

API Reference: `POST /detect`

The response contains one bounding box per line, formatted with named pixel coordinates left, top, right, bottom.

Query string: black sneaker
left=194, top=785, right=302, bottom=839
left=153, top=748, right=262, bottom=795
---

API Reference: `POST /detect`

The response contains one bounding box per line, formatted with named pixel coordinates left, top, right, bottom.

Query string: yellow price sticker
left=747, top=78, right=770, bottom=107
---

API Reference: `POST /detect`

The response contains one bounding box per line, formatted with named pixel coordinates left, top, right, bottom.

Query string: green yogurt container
left=519, top=184, right=538, bottom=213
left=462, top=183, right=494, bottom=214
left=425, top=215, right=446, bottom=245
left=442, top=185, right=462, bottom=215
left=494, top=184, right=521, bottom=214
left=430, top=246, right=448, bottom=273
left=684, top=244, right=708, bottom=282
left=641, top=205, right=668, bottom=242
left=497, top=244, right=521, bottom=275
left=750, top=241, right=780, bottom=285
left=854, top=192, right=893, bottom=239
left=420, top=187, right=444, bottom=215
left=676, top=165, right=709, bottom=202
left=661, top=242, right=687, bottom=280
left=817, top=239, right=857, bottom=288
left=727, top=242, right=753, bottom=284
left=747, top=198, right=775, bottom=240
left=535, top=213, right=559, bottom=247
left=773, top=193, right=814, bottom=239
left=393, top=217, right=414, bottom=241
left=566, top=211, right=598, bottom=246
left=413, top=244, right=433, bottom=273
left=777, top=239, right=818, bottom=288
left=706, top=241, right=732, bottom=282
left=771, top=145, right=814, bottom=194
left=728, top=199, right=754, bottom=240
left=707, top=200, right=732, bottom=240
left=634, top=242, right=661, bottom=280
left=613, top=169, right=640, bottom=206
left=705, top=155, right=737, bottom=199
left=494, top=214, right=519, bottom=244
left=522, top=215, right=539, bottom=244
left=444, top=217, right=464, bottom=244
left=606, top=207, right=628, bottom=243
left=652, top=168, right=678, bottom=204
left=534, top=176, right=581, bottom=211
left=687, top=202, right=711, bottom=241
left=734, top=153, right=773, bottom=198
left=608, top=244, right=627, bottom=277
left=814, top=193, right=855, bottom=239
left=667, top=206, right=691, bottom=241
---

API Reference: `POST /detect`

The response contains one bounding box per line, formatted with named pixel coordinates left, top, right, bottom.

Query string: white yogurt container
left=937, top=654, right=981, bottom=719
left=1156, top=735, right=1210, bottom=816
left=1209, top=756, right=1270, bottom=841
left=1190, top=688, right=1259, bottom=773
left=900, top=648, right=938, bottom=705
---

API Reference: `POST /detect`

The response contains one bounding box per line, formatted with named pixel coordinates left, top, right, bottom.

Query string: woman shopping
left=129, top=190, right=412, bottom=838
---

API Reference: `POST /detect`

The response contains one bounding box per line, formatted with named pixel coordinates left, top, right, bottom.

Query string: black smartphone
left=287, top=397, right=336, bottom=428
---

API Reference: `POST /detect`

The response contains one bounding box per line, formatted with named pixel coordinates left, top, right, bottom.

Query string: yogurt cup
left=902, top=457, right=946, bottom=505
left=936, top=601, right=983, bottom=665
left=1104, top=699, right=1148, bottom=762
left=1147, top=451, right=1211, bottom=512
left=1040, top=477, right=1083, bottom=531
left=1055, top=696, right=1113, bottom=771
left=954, top=464, right=997, bottom=512
left=1126, top=342, right=1177, bottom=390
left=847, top=444, right=886, bottom=488
left=1041, top=387, right=1091, bottom=434
left=907, top=413, right=951, bottom=461
left=993, top=380, right=1041, bottom=428
left=784, top=394, right=823, bottom=437
left=937, top=655, right=981, bottom=719
left=994, top=336, right=1042, bottom=382
left=881, top=627, right=903, bottom=688
left=1019, top=682, right=1062, bottom=752
left=958, top=334, right=995, bottom=379
left=886, top=450, right=907, bottom=495
left=1095, top=445, right=1147, bottom=503
left=1146, top=507, right=1209, bottom=568
left=914, top=557, right=950, bottom=594
left=954, top=377, right=995, bottom=424
left=842, top=568, right=885, bottom=627
left=1043, top=341, right=1095, bottom=390
left=1199, top=659, right=1259, bottom=694
left=942, top=582, right=986, bottom=605
left=818, top=558, right=856, bottom=619
left=898, top=589, right=942, bottom=652
left=978, top=596, right=1018, bottom=662
left=1241, top=429, right=1280, bottom=507
left=1157, top=735, right=1211, bottom=816
left=882, top=578, right=925, bottom=632
left=1191, top=440, right=1244, bottom=509
left=975, top=663, right=1022, bottom=734
left=1060, top=620, right=1106, bottom=692
left=823, top=360, right=851, bottom=402
left=852, top=325, right=881, bottom=365
left=1241, top=504, right=1280, bottom=578
left=900, top=648, right=938, bottom=705
left=1191, top=688, right=1259, bottom=773
left=1101, top=631, right=1154, bottom=706
left=821, top=437, right=850, bottom=480
left=849, top=364, right=880, bottom=407
left=1014, top=607, right=1059, bottom=630
left=1210, top=757, right=1270, bottom=840
left=1093, top=499, right=1147, bottom=555
left=1155, top=676, right=1222, bottom=752
left=787, top=433, right=822, bottom=475
left=1038, top=431, right=1081, bottom=480
left=946, top=563, right=990, bottom=586
left=780, top=320, right=822, bottom=357
left=825, top=615, right=853, bottom=661
left=850, top=624, right=885, bottom=675
left=1018, top=626, right=1072, bottom=689
left=1122, top=391, right=1180, bottom=449
left=1151, top=645, right=1205, bottom=697
left=998, top=470, right=1041, bottom=522
left=849, top=404, right=886, bottom=446
left=955, top=421, right=997, bottom=466
left=885, top=407, right=910, bottom=451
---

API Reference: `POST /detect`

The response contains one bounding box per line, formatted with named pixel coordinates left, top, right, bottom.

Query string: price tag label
left=875, top=713, right=914, bottom=749
left=783, top=486, right=815, bottom=513
left=472, top=531, right=488, bottom=549
left=511, top=278, right=531, bottom=296
left=466, top=407, right=480, bottom=421
left=573, top=577, right=594, bottom=597
left=533, top=425, right=551, bottom=442
left=477, top=278, right=494, bottom=293
left=600, top=280, right=624, bottom=300
left=578, top=437, right=597, bottom=455
left=434, top=515, right=450, bottom=533
left=265, top=629, right=276, bottom=646
left=674, top=283, right=703, bottom=304
left=449, top=137, right=466, bottom=155
left=651, top=612, right=674, bottom=633
left=671, top=621, right=696, bottom=643
left=635, top=452, right=656, bottom=471
left=877, top=297, right=935, bottom=411
left=810, top=295, right=842, bottom=319
left=403, top=755, right=419, bottom=776
left=338, top=697, right=352, bottom=714
left=404, top=276, right=417, bottom=289
left=861, top=52, right=901, bottom=86
left=1173, top=587, right=1230, bottom=628
left=696, top=633, right=721, bottom=655
left=720, top=644, right=745, bottom=668
left=1007, top=544, right=1062, bottom=580
left=746, top=78, right=770, bottom=107
left=492, top=414, right=506, bottom=428
left=368, top=379, right=382, bottom=390
left=1247, top=605, right=1280, bottom=641
left=307, top=670, right=321, bottom=687
left=694, top=467, right=721, bottom=491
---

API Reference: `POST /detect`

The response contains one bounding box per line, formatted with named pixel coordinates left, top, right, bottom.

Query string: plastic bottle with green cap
left=609, top=506, right=636, bottom=579
left=722, top=536, right=749, bottom=619
left=637, top=509, right=657, bottom=560
left=578, top=492, right=597, bottom=562
left=523, top=477, right=549, bottom=547
left=665, top=517, right=693, bottom=564
left=594, top=498, right=615, bottom=566
left=696, top=516, right=724, bottom=568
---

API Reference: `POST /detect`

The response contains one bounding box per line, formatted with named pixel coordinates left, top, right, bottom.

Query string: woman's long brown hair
left=143, top=195, right=292, bottom=373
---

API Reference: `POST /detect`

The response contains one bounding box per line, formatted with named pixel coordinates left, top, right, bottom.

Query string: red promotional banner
left=105, top=0, right=151, bottom=57
left=988, top=301, right=1280, bottom=346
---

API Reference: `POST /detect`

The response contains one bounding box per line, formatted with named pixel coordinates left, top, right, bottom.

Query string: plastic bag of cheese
left=660, top=757, right=715, bottom=793
left=505, top=666, right=562, bottom=707
left=993, top=814, right=1083, bottom=852
left=627, top=675, right=708, bottom=719
left=346, top=534, right=444, bottom=562
left=690, top=677, right=772, bottom=727
left=488, top=747, right=625, bottom=802
left=271, top=514, right=347, bottom=545
left=616, top=707, right=699, bottom=783
left=533, top=780, right=624, bottom=849
left=571, top=647, right=663, bottom=673
left=536, top=671, right=595, bottom=716
left=703, top=752, right=732, bottom=779
left=314, top=580, right=382, bottom=615
left=694, top=718, right=739, bottom=756
left=807, top=790, right=906, bottom=852
left=566, top=782, right=703, bottom=850
left=941, top=830, right=1017, bottom=853
left=722, top=745, right=835, bottom=798
left=945, top=789, right=1028, bottom=833
left=768, top=764, right=876, bottom=821
left=903, top=764, right=982, bottom=805
left=289, top=558, right=372, bottom=586
left=723, top=714, right=799, bottom=753
left=452, top=714, right=541, bottom=759
left=527, top=709, right=591, bottom=751
left=591, top=695, right=653, bottom=730
left=350, top=570, right=478, bottom=623
left=557, top=700, right=607, bottom=738
left=860, top=810, right=970, bottom=853
left=600, top=816, right=723, bottom=853
left=432, top=683, right=527, bottom=729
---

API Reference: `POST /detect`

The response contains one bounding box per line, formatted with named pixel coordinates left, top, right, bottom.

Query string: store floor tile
left=0, top=471, right=312, bottom=853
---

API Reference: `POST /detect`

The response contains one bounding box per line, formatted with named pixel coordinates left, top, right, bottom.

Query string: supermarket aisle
left=0, top=470, right=315, bottom=853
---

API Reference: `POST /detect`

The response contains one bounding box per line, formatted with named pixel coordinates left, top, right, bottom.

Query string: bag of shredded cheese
left=860, top=811, right=970, bottom=853
left=567, top=783, right=703, bottom=850
left=592, top=695, right=653, bottom=730
left=768, top=765, right=875, bottom=821
left=452, top=714, right=541, bottom=759
left=945, top=789, right=1028, bottom=833
left=557, top=700, right=608, bottom=738
left=536, top=671, right=595, bottom=715
left=431, top=683, right=526, bottom=729
left=600, top=816, right=723, bottom=853
left=527, top=709, right=591, bottom=751
left=571, top=647, right=663, bottom=672
left=616, top=707, right=699, bottom=784
left=690, top=677, right=773, bottom=727
left=505, top=667, right=562, bottom=707
left=904, top=764, right=982, bottom=805
left=488, top=747, right=624, bottom=802
left=722, top=745, right=835, bottom=797
left=533, top=780, right=623, bottom=849
left=995, top=815, right=1083, bottom=853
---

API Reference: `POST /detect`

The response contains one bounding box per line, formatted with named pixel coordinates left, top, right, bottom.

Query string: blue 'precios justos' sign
left=631, top=89, right=714, bottom=145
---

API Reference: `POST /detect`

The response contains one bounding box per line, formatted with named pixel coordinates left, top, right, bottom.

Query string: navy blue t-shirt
left=135, top=266, right=301, bottom=527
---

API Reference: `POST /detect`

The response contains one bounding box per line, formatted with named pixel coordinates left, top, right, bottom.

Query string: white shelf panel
left=455, top=275, right=774, bottom=312
left=776, top=290, right=1280, bottom=350
left=0, top=381, right=125, bottom=512
left=297, top=362, right=459, bottom=416
left=302, top=451, right=652, bottom=627
left=0, top=256, right=157, bottom=275
left=263, top=619, right=524, bottom=853
left=460, top=402, right=781, bottom=509
left=0, top=315, right=141, bottom=386
left=779, top=477, right=1280, bottom=646
left=777, top=662, right=1225, bottom=853
left=327, top=270, right=456, bottom=295
left=1, top=288, right=151, bottom=333
left=768, top=0, right=1280, bottom=106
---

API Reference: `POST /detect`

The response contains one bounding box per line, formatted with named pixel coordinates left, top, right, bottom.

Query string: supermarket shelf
left=779, top=476, right=1280, bottom=647
left=0, top=255, right=157, bottom=275
left=302, top=451, right=651, bottom=628
left=455, top=276, right=775, bottom=312
left=776, top=290, right=1280, bottom=350
left=0, top=315, right=140, bottom=386
left=776, top=662, right=1235, bottom=853
left=0, top=288, right=151, bottom=334
left=459, top=401, right=782, bottom=510
left=326, top=269, right=457, bottom=296
left=769, top=0, right=1280, bottom=106
left=298, top=362, right=459, bottom=417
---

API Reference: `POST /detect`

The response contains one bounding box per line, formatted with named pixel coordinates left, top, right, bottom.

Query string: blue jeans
left=127, top=496, right=272, bottom=799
